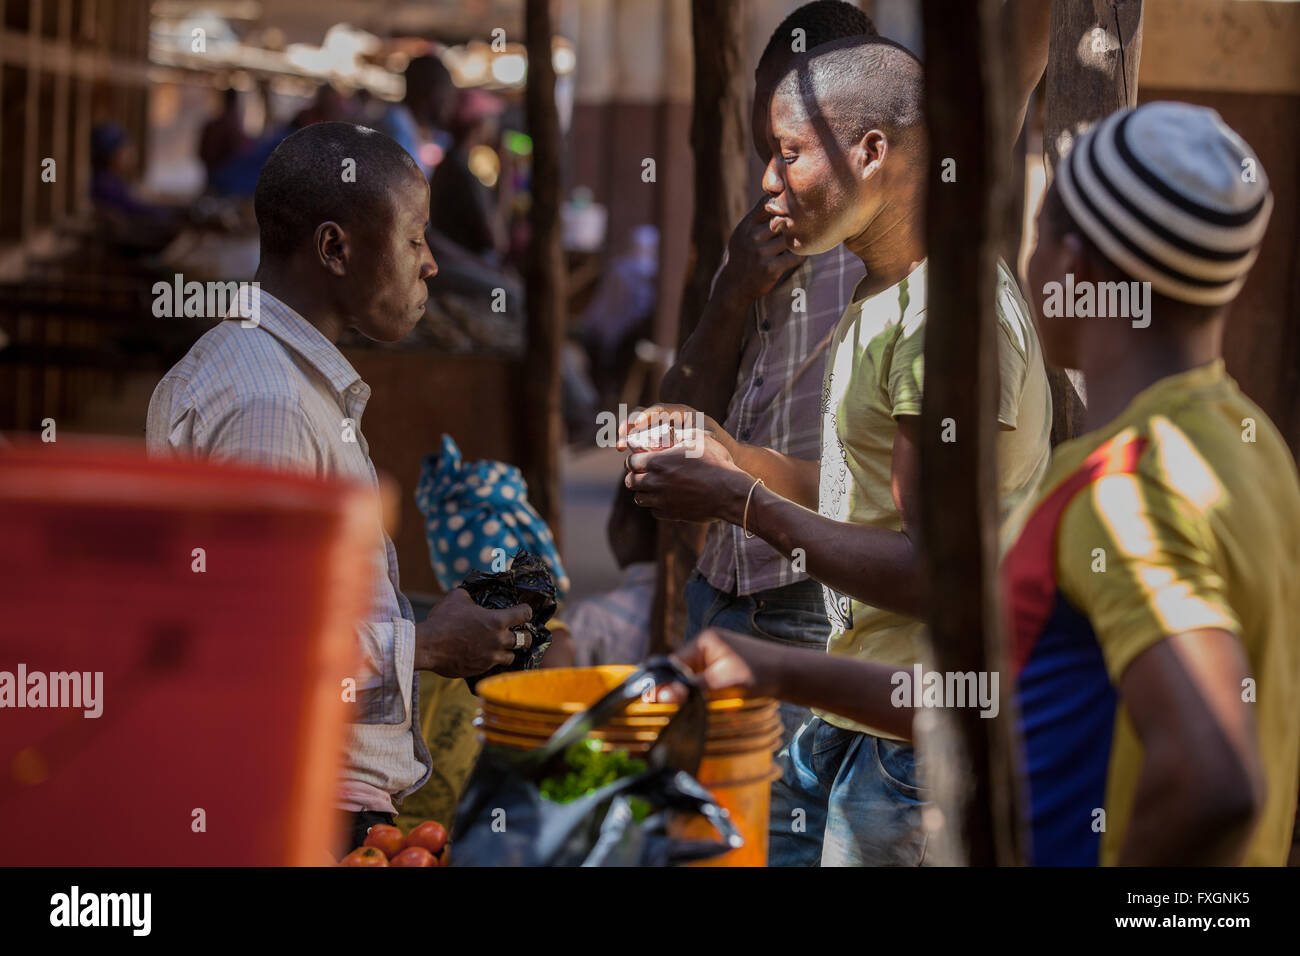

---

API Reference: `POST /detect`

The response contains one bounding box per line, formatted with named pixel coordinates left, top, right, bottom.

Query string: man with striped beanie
left=1004, top=100, right=1300, bottom=864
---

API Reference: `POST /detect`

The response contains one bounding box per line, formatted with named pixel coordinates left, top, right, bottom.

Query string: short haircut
left=774, top=36, right=925, bottom=153
left=757, top=1, right=877, bottom=80
left=254, top=122, right=421, bottom=262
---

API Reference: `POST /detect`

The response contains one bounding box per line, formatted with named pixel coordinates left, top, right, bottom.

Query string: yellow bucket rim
left=475, top=665, right=774, bottom=716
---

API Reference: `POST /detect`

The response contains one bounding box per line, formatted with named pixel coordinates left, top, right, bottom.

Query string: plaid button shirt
left=146, top=291, right=430, bottom=811
left=697, top=243, right=865, bottom=595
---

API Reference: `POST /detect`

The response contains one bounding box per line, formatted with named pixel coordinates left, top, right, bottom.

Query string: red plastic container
left=0, top=439, right=376, bottom=865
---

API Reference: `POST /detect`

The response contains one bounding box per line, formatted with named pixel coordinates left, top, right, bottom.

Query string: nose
left=761, top=157, right=784, bottom=198
left=421, top=246, right=437, bottom=281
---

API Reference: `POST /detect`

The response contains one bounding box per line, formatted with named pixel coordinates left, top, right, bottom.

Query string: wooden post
left=1044, top=0, right=1143, bottom=175
left=648, top=0, right=749, bottom=655
left=521, top=0, right=567, bottom=546
left=1041, top=0, right=1144, bottom=441
left=919, top=0, right=1023, bottom=866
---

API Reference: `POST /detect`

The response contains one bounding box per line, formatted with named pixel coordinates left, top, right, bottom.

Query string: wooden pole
left=677, top=0, right=750, bottom=345
left=1041, top=0, right=1144, bottom=441
left=919, top=0, right=1023, bottom=867
left=521, top=0, right=567, bottom=546
left=1044, top=0, right=1143, bottom=175
left=648, top=0, right=749, bottom=655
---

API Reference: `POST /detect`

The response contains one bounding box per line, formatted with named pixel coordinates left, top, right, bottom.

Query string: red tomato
left=390, top=846, right=437, bottom=867
left=362, top=824, right=406, bottom=860
left=340, top=846, right=389, bottom=867
left=405, top=820, right=448, bottom=856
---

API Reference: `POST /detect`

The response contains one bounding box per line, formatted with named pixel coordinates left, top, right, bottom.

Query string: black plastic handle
left=527, top=656, right=706, bottom=775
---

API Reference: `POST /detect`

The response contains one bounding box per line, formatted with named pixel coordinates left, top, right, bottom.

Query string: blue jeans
left=768, top=717, right=930, bottom=866
left=683, top=570, right=830, bottom=744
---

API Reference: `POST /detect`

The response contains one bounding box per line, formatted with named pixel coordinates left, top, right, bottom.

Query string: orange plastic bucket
left=476, top=666, right=780, bottom=866
left=0, top=440, right=373, bottom=865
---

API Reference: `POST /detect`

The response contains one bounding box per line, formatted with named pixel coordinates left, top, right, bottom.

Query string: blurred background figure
left=198, top=88, right=250, bottom=192
left=404, top=433, right=570, bottom=830
left=429, top=87, right=507, bottom=260
left=579, top=224, right=659, bottom=410
left=375, top=53, right=457, bottom=176
left=291, top=83, right=349, bottom=129
left=556, top=482, right=659, bottom=668
left=90, top=122, right=184, bottom=253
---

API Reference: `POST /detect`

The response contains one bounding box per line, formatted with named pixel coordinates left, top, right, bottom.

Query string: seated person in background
left=198, top=88, right=251, bottom=191
left=375, top=54, right=456, bottom=177
left=90, top=122, right=184, bottom=253
left=407, top=433, right=570, bottom=824
left=580, top=225, right=660, bottom=410
left=290, top=83, right=349, bottom=130
left=428, top=88, right=507, bottom=260
left=557, top=482, right=659, bottom=668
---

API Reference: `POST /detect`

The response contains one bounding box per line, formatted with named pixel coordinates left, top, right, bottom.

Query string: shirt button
left=760, top=321, right=771, bottom=332
left=349, top=385, right=361, bottom=395
left=754, top=376, right=764, bottom=387
left=740, top=429, right=751, bottom=441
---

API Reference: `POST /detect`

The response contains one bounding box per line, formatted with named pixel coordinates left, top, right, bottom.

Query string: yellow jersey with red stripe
left=1002, top=360, right=1300, bottom=865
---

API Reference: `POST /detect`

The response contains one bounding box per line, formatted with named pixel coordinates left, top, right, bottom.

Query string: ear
left=314, top=221, right=348, bottom=277
left=1060, top=231, right=1095, bottom=284
left=858, top=129, right=887, bottom=182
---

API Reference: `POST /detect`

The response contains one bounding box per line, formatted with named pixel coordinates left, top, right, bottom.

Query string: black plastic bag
left=460, top=548, right=557, bottom=694
left=450, top=657, right=743, bottom=866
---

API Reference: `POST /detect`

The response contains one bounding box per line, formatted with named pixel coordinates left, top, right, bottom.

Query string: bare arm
left=658, top=198, right=800, bottom=421
left=666, top=628, right=914, bottom=740
left=739, top=416, right=926, bottom=618
left=1003, top=0, right=1052, bottom=143
left=626, top=417, right=928, bottom=619
left=658, top=285, right=754, bottom=421
left=620, top=401, right=819, bottom=509
left=1117, top=628, right=1265, bottom=865
left=729, top=444, right=821, bottom=511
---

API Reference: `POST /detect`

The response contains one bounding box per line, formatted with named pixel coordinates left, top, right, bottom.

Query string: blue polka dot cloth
left=416, top=434, right=570, bottom=602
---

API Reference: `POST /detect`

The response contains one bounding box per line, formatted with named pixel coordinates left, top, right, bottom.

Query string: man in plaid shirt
left=657, top=2, right=872, bottom=743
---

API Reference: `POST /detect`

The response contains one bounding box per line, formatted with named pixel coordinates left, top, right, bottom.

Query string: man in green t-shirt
left=623, top=37, right=1052, bottom=865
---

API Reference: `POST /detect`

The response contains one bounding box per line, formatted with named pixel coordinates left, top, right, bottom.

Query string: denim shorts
left=683, top=570, right=829, bottom=743
left=767, top=716, right=930, bottom=867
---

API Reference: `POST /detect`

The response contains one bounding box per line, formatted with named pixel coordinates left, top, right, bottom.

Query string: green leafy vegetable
left=540, top=738, right=649, bottom=819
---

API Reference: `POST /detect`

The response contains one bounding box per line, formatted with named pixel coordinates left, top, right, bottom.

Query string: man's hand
left=624, top=430, right=750, bottom=524
left=657, top=628, right=785, bottom=703
left=714, top=198, right=802, bottom=306
left=657, top=196, right=797, bottom=416
left=617, top=403, right=736, bottom=459
left=413, top=587, right=533, bottom=678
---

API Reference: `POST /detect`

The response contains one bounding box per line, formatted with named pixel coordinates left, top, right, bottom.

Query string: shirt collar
left=851, top=257, right=927, bottom=305
left=1125, top=358, right=1228, bottom=416
left=241, top=289, right=365, bottom=396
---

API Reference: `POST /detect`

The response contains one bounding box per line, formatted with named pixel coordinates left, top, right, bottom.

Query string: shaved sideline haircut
left=254, top=121, right=420, bottom=262
left=757, top=0, right=877, bottom=80
left=776, top=36, right=926, bottom=154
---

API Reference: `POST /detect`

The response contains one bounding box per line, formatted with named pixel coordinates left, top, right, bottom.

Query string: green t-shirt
left=815, top=258, right=1052, bottom=735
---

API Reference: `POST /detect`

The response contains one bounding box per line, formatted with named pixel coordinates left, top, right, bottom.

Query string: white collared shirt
left=146, top=291, right=431, bottom=811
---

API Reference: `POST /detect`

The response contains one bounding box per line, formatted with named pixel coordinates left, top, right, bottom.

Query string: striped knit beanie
left=1056, top=101, right=1272, bottom=306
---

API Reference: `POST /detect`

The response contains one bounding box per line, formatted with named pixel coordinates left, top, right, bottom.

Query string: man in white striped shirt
left=147, top=122, right=531, bottom=853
